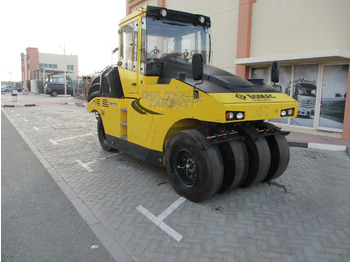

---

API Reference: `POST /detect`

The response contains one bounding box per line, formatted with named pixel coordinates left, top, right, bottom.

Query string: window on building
left=319, top=65, right=349, bottom=130
left=67, top=65, right=74, bottom=71
left=251, top=67, right=268, bottom=83
left=39, top=63, right=58, bottom=69
left=290, top=64, right=318, bottom=128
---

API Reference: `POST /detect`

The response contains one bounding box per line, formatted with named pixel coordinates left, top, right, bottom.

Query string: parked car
left=45, top=82, right=73, bottom=97
left=1, top=85, right=23, bottom=93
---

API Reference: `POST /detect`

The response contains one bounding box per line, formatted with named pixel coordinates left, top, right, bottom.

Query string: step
left=120, top=122, right=127, bottom=126
left=121, top=107, right=127, bottom=112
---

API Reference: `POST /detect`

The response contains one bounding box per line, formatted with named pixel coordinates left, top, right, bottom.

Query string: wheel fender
left=87, top=102, right=104, bottom=116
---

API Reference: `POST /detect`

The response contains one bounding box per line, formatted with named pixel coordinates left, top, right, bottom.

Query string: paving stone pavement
left=2, top=104, right=350, bottom=262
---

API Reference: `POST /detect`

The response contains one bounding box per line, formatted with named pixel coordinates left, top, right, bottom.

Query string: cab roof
left=119, top=5, right=211, bottom=27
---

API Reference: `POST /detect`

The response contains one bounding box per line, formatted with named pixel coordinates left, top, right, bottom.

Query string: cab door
left=119, top=19, right=139, bottom=96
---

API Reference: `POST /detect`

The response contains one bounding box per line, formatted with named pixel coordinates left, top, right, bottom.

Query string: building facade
left=125, top=0, right=350, bottom=140
left=21, top=47, right=79, bottom=90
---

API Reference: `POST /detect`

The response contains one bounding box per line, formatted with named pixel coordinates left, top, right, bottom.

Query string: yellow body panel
left=87, top=77, right=298, bottom=153
left=87, top=5, right=299, bottom=164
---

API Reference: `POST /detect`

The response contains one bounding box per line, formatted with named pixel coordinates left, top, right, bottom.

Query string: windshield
left=141, top=16, right=211, bottom=76
left=297, top=85, right=316, bottom=96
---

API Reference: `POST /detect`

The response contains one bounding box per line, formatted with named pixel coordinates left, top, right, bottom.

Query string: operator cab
left=119, top=6, right=211, bottom=78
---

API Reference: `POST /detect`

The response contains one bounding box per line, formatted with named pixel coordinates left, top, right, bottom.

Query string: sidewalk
left=287, top=130, right=350, bottom=147
left=1, top=92, right=87, bottom=107
left=2, top=92, right=349, bottom=151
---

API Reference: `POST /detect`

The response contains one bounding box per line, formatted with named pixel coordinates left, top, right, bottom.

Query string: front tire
left=255, top=122, right=290, bottom=182
left=217, top=140, right=249, bottom=193
left=236, top=125, right=271, bottom=188
left=165, top=129, right=224, bottom=202
left=97, top=117, right=112, bottom=151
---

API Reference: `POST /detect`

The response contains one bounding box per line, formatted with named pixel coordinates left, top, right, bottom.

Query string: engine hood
left=157, top=60, right=281, bottom=94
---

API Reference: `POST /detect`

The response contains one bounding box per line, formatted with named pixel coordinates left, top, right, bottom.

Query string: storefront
left=125, top=0, right=350, bottom=140
left=235, top=51, right=350, bottom=139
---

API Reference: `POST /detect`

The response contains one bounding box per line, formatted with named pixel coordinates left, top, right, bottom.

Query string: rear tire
left=236, top=125, right=271, bottom=187
left=217, top=140, right=249, bottom=193
left=51, top=91, right=57, bottom=97
left=255, top=122, right=290, bottom=182
left=87, top=91, right=101, bottom=102
left=88, top=83, right=100, bottom=97
left=165, top=129, right=224, bottom=202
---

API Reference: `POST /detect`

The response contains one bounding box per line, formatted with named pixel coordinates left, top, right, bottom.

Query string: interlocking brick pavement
left=2, top=104, right=350, bottom=262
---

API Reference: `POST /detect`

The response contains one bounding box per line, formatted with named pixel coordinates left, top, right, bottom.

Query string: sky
left=0, top=0, right=127, bottom=82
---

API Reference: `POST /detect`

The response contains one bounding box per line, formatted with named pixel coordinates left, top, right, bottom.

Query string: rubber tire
left=88, top=83, right=100, bottom=97
left=87, top=91, right=101, bottom=102
left=51, top=91, right=57, bottom=97
left=236, top=125, right=271, bottom=187
left=97, top=117, right=112, bottom=151
left=165, top=129, right=224, bottom=202
left=255, top=122, right=290, bottom=182
left=217, top=140, right=249, bottom=193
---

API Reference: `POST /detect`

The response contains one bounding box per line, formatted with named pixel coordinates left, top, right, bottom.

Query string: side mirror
left=271, top=61, right=279, bottom=83
left=192, top=53, right=203, bottom=81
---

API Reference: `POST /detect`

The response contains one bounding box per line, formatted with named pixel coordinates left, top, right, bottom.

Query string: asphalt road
left=1, top=111, right=115, bottom=262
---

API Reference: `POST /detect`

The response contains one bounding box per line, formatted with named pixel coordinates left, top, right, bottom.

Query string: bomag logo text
left=246, top=94, right=277, bottom=101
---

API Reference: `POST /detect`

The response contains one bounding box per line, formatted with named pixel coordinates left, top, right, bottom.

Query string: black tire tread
left=255, top=122, right=290, bottom=182
left=87, top=91, right=101, bottom=102
left=218, top=140, right=249, bottom=193
left=165, top=129, right=224, bottom=202
left=97, top=117, right=113, bottom=151
left=237, top=125, right=271, bottom=187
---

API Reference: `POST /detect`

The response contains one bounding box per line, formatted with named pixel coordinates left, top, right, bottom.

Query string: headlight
left=160, top=9, right=167, bottom=17
left=226, top=111, right=245, bottom=121
left=281, top=108, right=295, bottom=117
left=236, top=112, right=244, bottom=120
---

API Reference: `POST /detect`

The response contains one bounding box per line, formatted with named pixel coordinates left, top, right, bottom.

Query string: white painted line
left=76, top=159, right=94, bottom=172
left=308, top=143, right=346, bottom=151
left=49, top=133, right=94, bottom=145
left=76, top=153, right=119, bottom=172
left=33, top=127, right=39, bottom=131
left=1, top=109, right=133, bottom=262
left=136, top=197, right=186, bottom=242
left=49, top=139, right=58, bottom=145
left=157, top=197, right=186, bottom=222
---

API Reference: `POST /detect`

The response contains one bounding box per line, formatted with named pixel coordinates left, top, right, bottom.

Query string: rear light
left=226, top=111, right=245, bottom=121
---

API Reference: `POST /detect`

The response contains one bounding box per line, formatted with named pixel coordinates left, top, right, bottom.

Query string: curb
left=2, top=103, right=87, bottom=108
left=62, top=102, right=87, bottom=107
left=1, top=104, right=36, bottom=108
left=288, top=141, right=347, bottom=151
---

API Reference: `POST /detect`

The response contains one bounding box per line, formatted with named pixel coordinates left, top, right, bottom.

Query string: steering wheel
left=150, top=48, right=160, bottom=54
left=162, top=52, right=190, bottom=62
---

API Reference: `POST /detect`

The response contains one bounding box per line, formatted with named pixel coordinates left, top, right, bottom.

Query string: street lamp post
left=63, top=43, right=67, bottom=99
left=59, top=43, right=67, bottom=99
